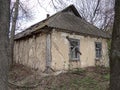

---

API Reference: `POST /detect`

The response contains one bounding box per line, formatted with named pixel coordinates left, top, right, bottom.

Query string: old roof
left=15, top=5, right=110, bottom=40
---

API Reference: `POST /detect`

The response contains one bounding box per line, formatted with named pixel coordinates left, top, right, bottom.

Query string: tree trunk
left=0, top=0, right=10, bottom=89
left=10, top=0, right=19, bottom=65
left=110, top=0, right=120, bottom=90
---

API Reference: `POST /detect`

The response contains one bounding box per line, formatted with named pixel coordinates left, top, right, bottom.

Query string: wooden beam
left=46, top=33, right=51, bottom=68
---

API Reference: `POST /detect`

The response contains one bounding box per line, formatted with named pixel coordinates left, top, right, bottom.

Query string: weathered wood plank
left=46, top=33, right=51, bottom=67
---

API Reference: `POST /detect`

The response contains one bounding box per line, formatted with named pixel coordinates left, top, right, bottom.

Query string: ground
left=8, top=63, right=109, bottom=90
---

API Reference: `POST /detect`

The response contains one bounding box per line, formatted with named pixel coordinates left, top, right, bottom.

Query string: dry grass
left=9, top=64, right=109, bottom=90
left=41, top=67, right=109, bottom=90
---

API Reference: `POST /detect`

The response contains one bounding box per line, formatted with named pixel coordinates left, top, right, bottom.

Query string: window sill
left=95, top=58, right=101, bottom=61
left=69, top=59, right=80, bottom=62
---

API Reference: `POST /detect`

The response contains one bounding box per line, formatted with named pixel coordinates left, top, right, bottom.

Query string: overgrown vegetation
left=44, top=67, right=109, bottom=90
left=107, top=40, right=111, bottom=55
left=9, top=64, right=109, bottom=90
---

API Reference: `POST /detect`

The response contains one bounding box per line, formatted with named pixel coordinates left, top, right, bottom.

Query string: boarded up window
left=95, top=42, right=102, bottom=59
left=69, top=38, right=80, bottom=60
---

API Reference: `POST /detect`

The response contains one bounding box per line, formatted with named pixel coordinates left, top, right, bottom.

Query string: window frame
left=95, top=42, right=102, bottom=59
left=69, top=38, right=80, bottom=61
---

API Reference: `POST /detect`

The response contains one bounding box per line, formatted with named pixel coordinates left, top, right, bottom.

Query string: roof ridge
left=15, top=5, right=111, bottom=40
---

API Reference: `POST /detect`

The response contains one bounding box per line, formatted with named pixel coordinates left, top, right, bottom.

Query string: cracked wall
left=51, top=30, right=109, bottom=71
left=14, top=33, right=47, bottom=71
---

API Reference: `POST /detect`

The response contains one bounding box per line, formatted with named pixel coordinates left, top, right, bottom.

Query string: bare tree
left=0, top=0, right=10, bottom=89
left=75, top=0, right=114, bottom=30
left=10, top=0, right=19, bottom=65
left=110, top=0, right=120, bottom=89
left=38, top=0, right=114, bottom=31
left=100, top=0, right=114, bottom=31
left=10, top=0, right=33, bottom=65
left=76, top=0, right=101, bottom=24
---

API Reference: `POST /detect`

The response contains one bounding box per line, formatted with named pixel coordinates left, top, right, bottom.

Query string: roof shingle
left=15, top=5, right=110, bottom=40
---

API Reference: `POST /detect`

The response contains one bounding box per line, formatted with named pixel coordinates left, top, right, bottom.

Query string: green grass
left=70, top=68, right=86, bottom=75
left=10, top=66, right=109, bottom=90
left=47, top=67, right=110, bottom=90
left=102, top=73, right=110, bottom=81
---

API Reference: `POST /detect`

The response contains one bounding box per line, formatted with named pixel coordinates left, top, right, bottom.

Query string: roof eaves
left=47, top=26, right=111, bottom=39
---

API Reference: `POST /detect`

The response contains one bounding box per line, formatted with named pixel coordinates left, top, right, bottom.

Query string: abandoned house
left=14, top=5, right=110, bottom=72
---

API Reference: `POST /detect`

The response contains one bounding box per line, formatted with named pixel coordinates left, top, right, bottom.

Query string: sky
left=18, top=0, right=77, bottom=31
left=18, top=0, right=56, bottom=31
left=17, top=0, right=114, bottom=32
